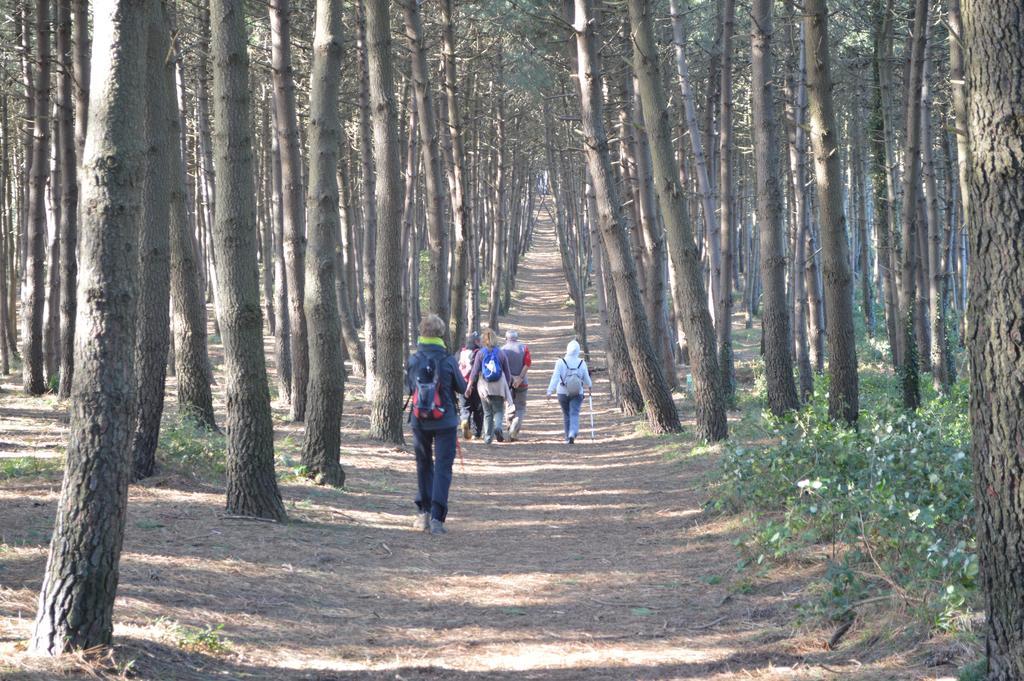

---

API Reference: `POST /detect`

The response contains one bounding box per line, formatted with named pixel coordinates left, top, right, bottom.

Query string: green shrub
left=714, top=378, right=976, bottom=630
left=159, top=415, right=226, bottom=478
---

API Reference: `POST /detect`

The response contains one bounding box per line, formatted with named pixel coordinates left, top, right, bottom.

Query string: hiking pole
left=589, top=393, right=595, bottom=441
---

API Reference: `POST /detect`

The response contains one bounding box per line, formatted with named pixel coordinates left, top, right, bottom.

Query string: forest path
left=1, top=203, right=823, bottom=680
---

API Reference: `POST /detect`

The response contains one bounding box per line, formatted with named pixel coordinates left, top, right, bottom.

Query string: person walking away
left=501, top=329, right=531, bottom=441
left=457, top=331, right=484, bottom=439
left=466, top=328, right=514, bottom=444
left=546, top=339, right=592, bottom=444
left=406, top=314, right=467, bottom=535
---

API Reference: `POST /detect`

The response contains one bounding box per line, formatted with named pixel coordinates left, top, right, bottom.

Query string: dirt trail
left=1, top=207, right=829, bottom=680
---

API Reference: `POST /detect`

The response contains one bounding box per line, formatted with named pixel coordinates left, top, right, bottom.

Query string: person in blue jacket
left=405, top=314, right=467, bottom=535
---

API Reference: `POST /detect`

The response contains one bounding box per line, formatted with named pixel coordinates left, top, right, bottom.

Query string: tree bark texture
left=57, top=0, right=78, bottom=399
left=210, top=0, right=287, bottom=520
left=131, top=0, right=175, bottom=479
left=963, top=0, right=1024, bottom=677
left=628, top=0, right=726, bottom=442
left=269, top=0, right=309, bottom=421
left=301, top=0, right=346, bottom=487
left=22, top=0, right=50, bottom=394
left=365, top=0, right=405, bottom=444
left=574, top=0, right=681, bottom=433
left=803, top=0, right=859, bottom=424
left=30, top=0, right=146, bottom=653
left=751, top=0, right=799, bottom=416
left=717, top=0, right=737, bottom=407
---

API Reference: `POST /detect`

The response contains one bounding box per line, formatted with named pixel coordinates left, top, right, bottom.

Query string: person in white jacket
left=546, top=339, right=593, bottom=444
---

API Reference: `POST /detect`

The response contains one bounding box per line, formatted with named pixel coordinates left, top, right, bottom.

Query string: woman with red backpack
left=405, top=314, right=467, bottom=535
left=465, top=328, right=514, bottom=444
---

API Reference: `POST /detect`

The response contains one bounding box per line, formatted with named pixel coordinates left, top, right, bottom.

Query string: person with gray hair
left=501, top=329, right=532, bottom=441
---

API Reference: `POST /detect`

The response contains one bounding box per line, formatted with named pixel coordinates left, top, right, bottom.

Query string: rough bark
left=29, top=0, right=146, bottom=653
left=365, top=0, right=405, bottom=444
left=803, top=0, right=859, bottom=423
left=131, top=0, right=175, bottom=480
left=628, top=0, right=726, bottom=442
left=897, top=0, right=929, bottom=409
left=269, top=0, right=309, bottom=421
left=210, top=0, right=287, bottom=519
left=963, top=0, right=1024, bottom=677
left=403, top=0, right=449, bottom=328
left=22, top=0, right=50, bottom=395
left=57, top=0, right=78, bottom=398
left=356, top=0, right=378, bottom=399
left=441, top=0, right=471, bottom=346
left=717, top=0, right=736, bottom=407
left=751, top=0, right=799, bottom=416
left=301, top=0, right=345, bottom=487
left=574, top=0, right=679, bottom=431
left=270, top=97, right=292, bottom=404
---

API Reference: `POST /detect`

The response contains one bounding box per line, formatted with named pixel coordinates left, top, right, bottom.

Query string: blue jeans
left=412, top=426, right=457, bottom=521
left=482, top=396, right=505, bottom=440
left=558, top=394, right=584, bottom=440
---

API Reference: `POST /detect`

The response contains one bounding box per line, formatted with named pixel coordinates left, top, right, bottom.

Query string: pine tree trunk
left=487, top=55, right=507, bottom=334
left=269, top=97, right=292, bottom=404
left=402, top=0, right=448, bottom=329
left=22, top=0, right=50, bottom=395
left=803, top=0, right=859, bottom=423
left=131, top=1, right=175, bottom=480
left=209, top=0, right=287, bottom=520
left=574, top=0, right=680, bottom=433
left=717, top=0, right=736, bottom=407
left=751, top=0, right=799, bottom=416
left=269, top=0, right=309, bottom=422
left=301, top=0, right=345, bottom=487
left=964, top=1, right=1024, bottom=677
left=365, top=0, right=405, bottom=444
left=56, top=0, right=77, bottom=399
left=29, top=0, right=146, bottom=653
left=628, top=0, right=726, bottom=442
left=870, top=0, right=899, bottom=367
left=441, top=0, right=470, bottom=346
left=897, top=0, right=929, bottom=409
left=356, top=0, right=378, bottom=399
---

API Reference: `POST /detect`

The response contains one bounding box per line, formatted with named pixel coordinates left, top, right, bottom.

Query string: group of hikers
left=404, top=314, right=593, bottom=535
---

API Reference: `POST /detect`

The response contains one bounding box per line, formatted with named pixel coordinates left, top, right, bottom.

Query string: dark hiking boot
left=429, top=519, right=447, bottom=535
left=495, top=430, right=505, bottom=443
left=568, top=437, right=575, bottom=445
left=413, top=512, right=430, bottom=532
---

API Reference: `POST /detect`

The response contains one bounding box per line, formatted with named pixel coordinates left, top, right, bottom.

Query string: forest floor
left=1, top=206, right=962, bottom=680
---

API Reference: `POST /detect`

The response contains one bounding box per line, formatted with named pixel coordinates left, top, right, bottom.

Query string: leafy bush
left=159, top=415, right=226, bottom=478
left=714, top=378, right=976, bottom=629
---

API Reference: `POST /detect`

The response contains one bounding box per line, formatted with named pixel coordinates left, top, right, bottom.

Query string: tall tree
left=897, top=0, right=929, bottom=409
left=365, top=0, right=405, bottom=444
left=301, top=0, right=345, bottom=486
left=803, top=0, right=859, bottom=424
left=717, top=0, right=737, bottom=407
left=131, top=0, right=174, bottom=479
left=628, top=0, right=727, bottom=442
left=574, top=0, right=682, bottom=434
left=56, top=0, right=78, bottom=399
left=22, top=0, right=51, bottom=394
left=964, top=0, right=1024, bottom=677
left=441, top=0, right=471, bottom=346
left=269, top=0, right=310, bottom=421
left=210, top=0, right=287, bottom=519
left=29, top=0, right=147, bottom=653
left=403, top=0, right=449, bottom=326
left=751, top=0, right=799, bottom=415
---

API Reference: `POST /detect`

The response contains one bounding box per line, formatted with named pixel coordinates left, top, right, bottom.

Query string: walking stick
left=589, top=394, right=595, bottom=441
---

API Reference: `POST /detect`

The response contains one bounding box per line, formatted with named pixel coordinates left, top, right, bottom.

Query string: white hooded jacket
left=546, top=340, right=593, bottom=397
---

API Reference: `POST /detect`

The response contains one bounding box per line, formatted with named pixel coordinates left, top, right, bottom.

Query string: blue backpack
left=481, top=347, right=502, bottom=382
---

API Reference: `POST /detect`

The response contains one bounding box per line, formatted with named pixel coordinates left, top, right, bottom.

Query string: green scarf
left=417, top=336, right=446, bottom=349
